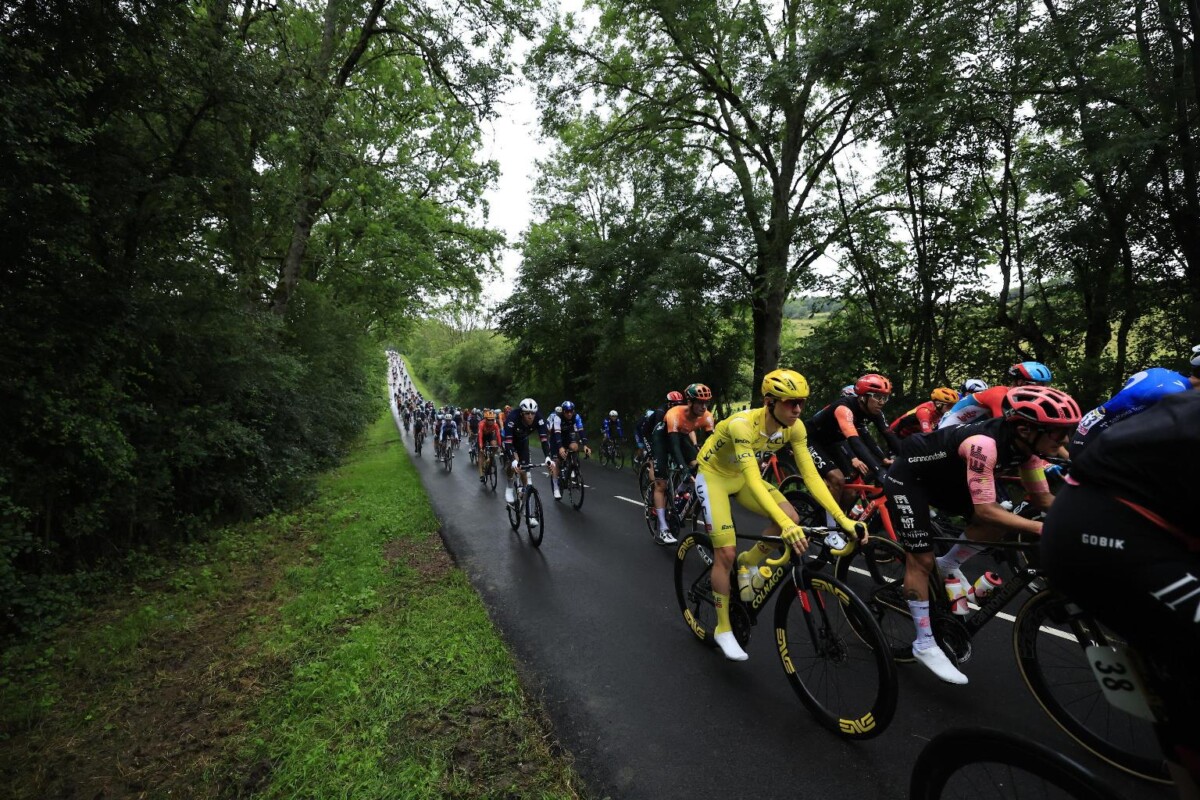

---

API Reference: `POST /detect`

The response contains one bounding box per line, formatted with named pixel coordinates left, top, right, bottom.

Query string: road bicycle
left=438, top=439, right=455, bottom=472
left=908, top=727, right=1123, bottom=800
left=506, top=463, right=545, bottom=547
left=468, top=439, right=478, bottom=465
left=674, top=509, right=898, bottom=740
left=558, top=449, right=586, bottom=510
left=480, top=445, right=499, bottom=492
left=413, top=428, right=425, bottom=456
left=644, top=465, right=699, bottom=546
left=599, top=437, right=625, bottom=470
left=834, top=529, right=1173, bottom=783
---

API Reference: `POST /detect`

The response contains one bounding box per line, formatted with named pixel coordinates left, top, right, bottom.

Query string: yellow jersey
left=697, top=406, right=851, bottom=532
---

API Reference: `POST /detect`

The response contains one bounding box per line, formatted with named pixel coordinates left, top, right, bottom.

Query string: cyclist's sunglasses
left=777, top=398, right=806, bottom=411
left=866, top=393, right=890, bottom=404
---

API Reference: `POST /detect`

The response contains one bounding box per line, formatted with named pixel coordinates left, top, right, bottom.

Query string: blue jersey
left=602, top=417, right=623, bottom=438
left=1070, top=368, right=1190, bottom=456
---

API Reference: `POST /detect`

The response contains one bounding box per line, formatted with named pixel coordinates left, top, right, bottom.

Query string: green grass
left=1, top=411, right=581, bottom=799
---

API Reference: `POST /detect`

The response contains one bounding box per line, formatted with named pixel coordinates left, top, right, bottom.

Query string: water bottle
left=737, top=565, right=754, bottom=602
left=750, top=566, right=772, bottom=591
left=945, top=575, right=969, bottom=616
left=972, top=571, right=1003, bottom=601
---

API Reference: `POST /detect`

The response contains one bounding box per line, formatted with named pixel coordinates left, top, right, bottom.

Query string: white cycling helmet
left=1190, top=344, right=1200, bottom=367
left=554, top=405, right=563, bottom=414
left=609, top=410, right=618, bottom=417
left=840, top=384, right=856, bottom=397
left=443, top=413, right=452, bottom=421
left=961, top=378, right=989, bottom=394
left=519, top=398, right=538, bottom=413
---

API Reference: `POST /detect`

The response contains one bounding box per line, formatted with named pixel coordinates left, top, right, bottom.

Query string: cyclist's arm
left=914, top=405, right=935, bottom=434
left=1017, top=455, right=1054, bottom=511
left=575, top=415, right=587, bottom=444
left=668, top=431, right=696, bottom=467
left=536, top=419, right=552, bottom=458
left=959, top=435, right=1043, bottom=535
left=789, top=425, right=854, bottom=530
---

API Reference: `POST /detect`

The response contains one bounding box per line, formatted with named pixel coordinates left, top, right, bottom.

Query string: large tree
left=529, top=0, right=891, bottom=397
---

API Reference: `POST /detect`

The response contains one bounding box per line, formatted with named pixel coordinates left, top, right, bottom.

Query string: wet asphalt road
left=394, top=415, right=1168, bottom=800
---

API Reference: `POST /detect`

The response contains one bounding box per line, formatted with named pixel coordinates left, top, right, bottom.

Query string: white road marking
left=843, top=564, right=1078, bottom=642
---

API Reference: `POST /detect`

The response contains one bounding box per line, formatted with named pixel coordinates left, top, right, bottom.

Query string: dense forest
left=3, top=0, right=1197, bottom=635
left=0, top=0, right=531, bottom=636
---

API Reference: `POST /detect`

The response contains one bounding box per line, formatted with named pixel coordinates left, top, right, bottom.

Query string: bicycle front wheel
left=1013, top=590, right=1170, bottom=783
left=910, top=727, right=1124, bottom=800
left=774, top=570, right=898, bottom=739
left=486, top=460, right=497, bottom=492
left=446, top=450, right=454, bottom=473
left=569, top=465, right=585, bottom=510
left=526, top=489, right=544, bottom=547
left=638, top=461, right=653, bottom=504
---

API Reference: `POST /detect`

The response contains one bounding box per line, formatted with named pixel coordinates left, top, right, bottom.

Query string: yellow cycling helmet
left=930, top=387, right=960, bottom=404
left=761, top=369, right=810, bottom=400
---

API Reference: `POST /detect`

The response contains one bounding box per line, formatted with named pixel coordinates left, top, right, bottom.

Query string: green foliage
left=0, top=0, right=528, bottom=638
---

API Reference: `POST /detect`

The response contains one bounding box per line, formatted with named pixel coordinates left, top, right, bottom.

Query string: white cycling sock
left=909, top=600, right=935, bottom=650
left=656, top=508, right=668, bottom=531
left=937, top=536, right=982, bottom=573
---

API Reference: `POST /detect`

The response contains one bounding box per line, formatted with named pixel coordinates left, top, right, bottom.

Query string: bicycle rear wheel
left=446, top=449, right=454, bottom=472
left=485, top=459, right=497, bottom=491
left=673, top=532, right=719, bottom=645
left=1013, top=590, right=1170, bottom=783
left=774, top=570, right=897, bottom=739
left=526, top=488, right=544, bottom=547
left=506, top=483, right=521, bottom=531
left=781, top=485, right=825, bottom=529
left=834, top=536, right=915, bottom=662
left=910, top=726, right=1124, bottom=800
left=614, top=444, right=625, bottom=470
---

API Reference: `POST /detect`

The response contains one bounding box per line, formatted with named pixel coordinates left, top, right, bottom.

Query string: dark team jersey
left=1070, top=391, right=1200, bottom=538
left=503, top=411, right=551, bottom=458
left=895, top=417, right=1045, bottom=513
left=806, top=396, right=897, bottom=449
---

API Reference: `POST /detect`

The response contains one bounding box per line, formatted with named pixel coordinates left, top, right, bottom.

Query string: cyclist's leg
left=882, top=467, right=967, bottom=684
left=731, top=481, right=793, bottom=569
left=694, top=469, right=748, bottom=661
left=810, top=444, right=847, bottom=525
left=649, top=428, right=673, bottom=530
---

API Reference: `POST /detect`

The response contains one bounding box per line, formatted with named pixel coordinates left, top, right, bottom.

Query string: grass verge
left=0, top=411, right=582, bottom=799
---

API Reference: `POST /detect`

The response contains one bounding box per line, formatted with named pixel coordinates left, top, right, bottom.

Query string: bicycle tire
left=446, top=449, right=453, bottom=473
left=1013, top=590, right=1170, bottom=783
left=774, top=570, right=897, bottom=739
left=834, top=536, right=916, bottom=663
left=506, top=483, right=521, bottom=531
left=673, top=532, right=719, bottom=646
left=638, top=460, right=653, bottom=504
left=615, top=445, right=625, bottom=470
left=910, top=726, right=1125, bottom=800
left=485, top=459, right=497, bottom=492
left=780, top=485, right=825, bottom=529
left=526, top=488, right=544, bottom=547
left=569, top=464, right=585, bottom=510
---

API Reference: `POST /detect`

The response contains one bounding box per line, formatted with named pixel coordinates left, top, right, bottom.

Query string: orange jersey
left=663, top=405, right=715, bottom=435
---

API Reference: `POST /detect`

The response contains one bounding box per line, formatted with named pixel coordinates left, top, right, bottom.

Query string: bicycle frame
left=842, top=479, right=897, bottom=541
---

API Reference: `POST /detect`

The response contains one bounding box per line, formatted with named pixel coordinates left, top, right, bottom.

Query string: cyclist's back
left=1070, top=366, right=1194, bottom=456
left=1042, top=391, right=1200, bottom=790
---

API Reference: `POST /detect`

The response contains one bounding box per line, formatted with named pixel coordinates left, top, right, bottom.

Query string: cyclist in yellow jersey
left=694, top=368, right=867, bottom=661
